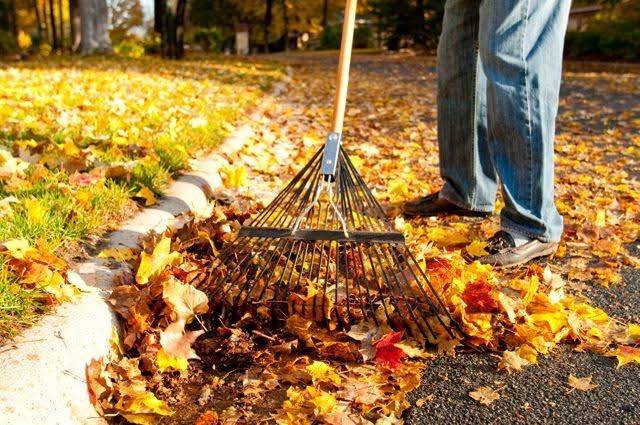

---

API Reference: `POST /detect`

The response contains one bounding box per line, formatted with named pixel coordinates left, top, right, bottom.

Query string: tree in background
left=109, top=0, right=143, bottom=42
left=370, top=0, right=444, bottom=50
left=69, top=0, right=80, bottom=50
left=263, top=0, right=273, bottom=52
left=0, top=0, right=17, bottom=52
left=154, top=0, right=187, bottom=58
left=79, top=0, right=112, bottom=54
left=48, top=0, right=57, bottom=49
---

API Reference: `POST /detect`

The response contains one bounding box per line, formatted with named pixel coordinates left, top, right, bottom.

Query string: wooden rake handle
left=331, top=0, right=358, bottom=134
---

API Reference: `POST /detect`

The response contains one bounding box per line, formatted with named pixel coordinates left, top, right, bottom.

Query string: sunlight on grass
left=0, top=54, right=285, bottom=337
left=0, top=264, right=44, bottom=341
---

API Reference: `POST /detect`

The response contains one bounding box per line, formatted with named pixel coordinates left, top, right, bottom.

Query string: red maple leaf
left=462, top=280, right=499, bottom=314
left=374, top=331, right=406, bottom=369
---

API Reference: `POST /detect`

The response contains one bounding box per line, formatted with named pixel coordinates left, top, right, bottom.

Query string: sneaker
left=478, top=230, right=558, bottom=268
left=403, top=192, right=492, bottom=218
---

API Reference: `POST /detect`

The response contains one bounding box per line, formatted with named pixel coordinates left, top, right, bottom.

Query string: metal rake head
left=200, top=144, right=462, bottom=344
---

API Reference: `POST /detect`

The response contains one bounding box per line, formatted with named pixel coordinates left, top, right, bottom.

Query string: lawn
left=0, top=54, right=285, bottom=340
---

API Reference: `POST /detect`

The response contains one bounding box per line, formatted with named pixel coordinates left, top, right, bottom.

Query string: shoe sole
left=403, top=210, right=491, bottom=219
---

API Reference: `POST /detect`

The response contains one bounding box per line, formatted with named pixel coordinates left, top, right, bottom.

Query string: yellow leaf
left=349, top=155, right=364, bottom=169
left=135, top=187, right=157, bottom=207
left=1, top=238, right=33, bottom=259
left=62, top=139, right=81, bottom=157
left=610, top=346, right=640, bottom=368
left=628, top=324, right=640, bottom=343
left=109, top=326, right=124, bottom=356
left=221, top=165, right=248, bottom=189
left=306, top=361, right=342, bottom=385
left=567, top=374, right=597, bottom=392
left=529, top=311, right=567, bottom=334
left=465, top=240, right=489, bottom=257
left=516, top=344, right=539, bottom=365
left=25, top=198, right=47, bottom=224
left=136, top=237, right=181, bottom=285
left=387, top=178, right=408, bottom=199
left=594, top=209, right=606, bottom=227
left=121, top=392, right=173, bottom=420
left=157, top=348, right=189, bottom=372
left=309, top=389, right=337, bottom=415
left=98, top=247, right=137, bottom=262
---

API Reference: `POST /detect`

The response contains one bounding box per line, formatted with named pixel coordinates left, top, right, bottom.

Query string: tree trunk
left=157, top=0, right=187, bottom=59
left=175, top=0, right=186, bottom=58
left=282, top=0, right=288, bottom=52
left=79, top=0, right=112, bottom=54
left=154, top=0, right=164, bottom=33
left=42, top=0, right=49, bottom=43
left=9, top=0, right=18, bottom=38
left=49, top=0, right=58, bottom=50
left=322, top=0, right=329, bottom=30
left=33, top=0, right=43, bottom=41
left=415, top=0, right=426, bottom=45
left=69, top=0, right=80, bottom=51
left=263, top=0, right=273, bottom=53
left=58, top=0, right=64, bottom=50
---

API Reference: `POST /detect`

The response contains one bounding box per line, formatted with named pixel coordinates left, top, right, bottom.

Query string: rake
left=201, top=0, right=462, bottom=344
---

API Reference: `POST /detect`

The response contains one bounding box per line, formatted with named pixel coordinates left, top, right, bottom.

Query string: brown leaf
left=567, top=374, right=597, bottom=392
left=162, top=277, right=209, bottom=325
left=469, top=386, right=500, bottom=406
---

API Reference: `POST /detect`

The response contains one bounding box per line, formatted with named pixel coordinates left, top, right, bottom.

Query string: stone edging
left=0, top=70, right=290, bottom=425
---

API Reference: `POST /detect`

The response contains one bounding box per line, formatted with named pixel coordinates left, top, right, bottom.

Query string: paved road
left=272, top=53, right=640, bottom=424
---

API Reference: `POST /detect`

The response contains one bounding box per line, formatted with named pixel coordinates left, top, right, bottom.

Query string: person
left=404, top=0, right=571, bottom=267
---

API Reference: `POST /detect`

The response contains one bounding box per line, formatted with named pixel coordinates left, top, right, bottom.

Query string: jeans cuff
left=501, top=219, right=561, bottom=244
left=439, top=187, right=494, bottom=213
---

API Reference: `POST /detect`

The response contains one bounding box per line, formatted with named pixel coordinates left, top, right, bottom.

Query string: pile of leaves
left=88, top=197, right=639, bottom=424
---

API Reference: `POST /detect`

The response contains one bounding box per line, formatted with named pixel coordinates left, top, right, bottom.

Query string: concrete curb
left=0, top=73, right=290, bottom=425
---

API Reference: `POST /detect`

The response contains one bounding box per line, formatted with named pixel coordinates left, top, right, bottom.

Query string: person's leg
left=479, top=0, right=569, bottom=243
left=437, top=0, right=497, bottom=212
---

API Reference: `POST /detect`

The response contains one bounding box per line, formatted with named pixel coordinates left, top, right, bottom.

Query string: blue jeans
left=437, top=0, right=570, bottom=243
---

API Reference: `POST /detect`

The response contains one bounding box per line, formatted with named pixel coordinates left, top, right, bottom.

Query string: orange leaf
left=462, top=280, right=498, bottom=314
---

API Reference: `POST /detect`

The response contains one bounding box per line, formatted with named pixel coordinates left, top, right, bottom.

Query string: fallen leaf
left=135, top=186, right=157, bottom=206
left=469, top=386, right=500, bottom=406
left=221, top=165, right=248, bottom=189
left=610, top=345, right=640, bottom=368
left=567, top=374, right=597, bottom=392
left=306, top=361, right=342, bottom=385
left=158, top=321, right=204, bottom=372
left=462, top=280, right=499, bottom=314
left=1, top=238, right=33, bottom=259
left=497, top=349, right=530, bottom=373
left=465, top=240, right=489, bottom=257
left=374, top=331, right=406, bottom=370
left=162, top=278, right=209, bottom=324
left=25, top=198, right=48, bottom=224
left=98, top=247, right=137, bottom=262
left=136, top=237, right=181, bottom=285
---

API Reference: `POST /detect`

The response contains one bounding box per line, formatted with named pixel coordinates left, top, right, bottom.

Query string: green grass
left=0, top=177, right=130, bottom=249
left=0, top=265, right=45, bottom=342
